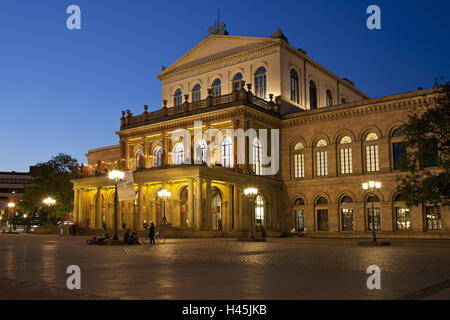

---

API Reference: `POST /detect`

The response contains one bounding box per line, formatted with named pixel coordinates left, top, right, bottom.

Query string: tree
left=396, top=79, right=450, bottom=206
left=18, top=154, right=79, bottom=225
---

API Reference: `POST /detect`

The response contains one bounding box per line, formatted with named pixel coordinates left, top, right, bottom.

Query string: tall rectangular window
left=316, top=151, right=327, bottom=176
left=294, top=154, right=304, bottom=178
left=367, top=208, right=381, bottom=230
left=395, top=208, right=411, bottom=230
left=340, top=148, right=353, bottom=174
left=341, top=208, right=354, bottom=231
left=393, top=142, right=407, bottom=170
left=425, top=206, right=442, bottom=230
left=366, top=145, right=379, bottom=172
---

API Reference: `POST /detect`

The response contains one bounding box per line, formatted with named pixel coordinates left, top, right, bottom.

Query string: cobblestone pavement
left=0, top=234, right=449, bottom=300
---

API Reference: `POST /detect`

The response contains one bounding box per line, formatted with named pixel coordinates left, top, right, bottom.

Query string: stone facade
left=72, top=30, right=448, bottom=237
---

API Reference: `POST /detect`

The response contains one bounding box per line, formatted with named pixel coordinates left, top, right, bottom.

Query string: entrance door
left=317, top=209, right=328, bottom=231
left=294, top=210, right=305, bottom=231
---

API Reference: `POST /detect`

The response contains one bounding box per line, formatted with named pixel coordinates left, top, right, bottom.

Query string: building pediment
left=157, top=35, right=279, bottom=80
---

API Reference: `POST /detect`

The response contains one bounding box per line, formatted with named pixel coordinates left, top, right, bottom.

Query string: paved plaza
left=0, top=234, right=449, bottom=300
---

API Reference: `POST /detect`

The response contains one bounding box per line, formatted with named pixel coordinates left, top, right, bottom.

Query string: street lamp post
left=108, top=170, right=125, bottom=241
left=43, top=197, right=56, bottom=225
left=362, top=181, right=381, bottom=242
left=244, top=187, right=258, bottom=240
left=158, top=189, right=171, bottom=225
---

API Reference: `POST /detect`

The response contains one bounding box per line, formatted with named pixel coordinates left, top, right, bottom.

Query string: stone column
left=74, top=188, right=79, bottom=224
left=125, top=141, right=131, bottom=170
left=143, top=137, right=149, bottom=168
left=195, top=178, right=202, bottom=230
left=233, top=185, right=240, bottom=231
left=96, top=187, right=102, bottom=229
left=205, top=179, right=212, bottom=230
left=188, top=178, right=194, bottom=228
left=138, top=183, right=144, bottom=230
left=228, top=183, right=234, bottom=231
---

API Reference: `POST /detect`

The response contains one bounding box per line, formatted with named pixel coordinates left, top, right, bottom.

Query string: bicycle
left=155, top=232, right=166, bottom=244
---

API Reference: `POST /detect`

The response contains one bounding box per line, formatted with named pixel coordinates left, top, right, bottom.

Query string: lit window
left=365, top=132, right=379, bottom=141
left=192, top=84, right=201, bottom=102
left=339, top=136, right=352, bottom=174
left=425, top=206, right=442, bottom=230
left=212, top=78, right=221, bottom=97
left=316, top=139, right=327, bottom=147
left=293, top=142, right=304, bottom=178
left=365, top=132, right=379, bottom=172
left=154, top=146, right=163, bottom=168
left=221, top=136, right=233, bottom=168
left=173, top=143, right=184, bottom=165
left=174, top=88, right=182, bottom=106
left=254, top=67, right=267, bottom=99
left=255, top=195, right=265, bottom=232
left=195, top=139, right=207, bottom=163
left=316, top=139, right=327, bottom=176
left=367, top=195, right=381, bottom=230
left=135, top=149, right=144, bottom=169
left=290, top=69, right=299, bottom=103
left=253, top=137, right=263, bottom=175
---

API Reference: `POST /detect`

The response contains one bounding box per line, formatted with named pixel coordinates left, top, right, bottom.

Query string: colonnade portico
left=72, top=166, right=283, bottom=235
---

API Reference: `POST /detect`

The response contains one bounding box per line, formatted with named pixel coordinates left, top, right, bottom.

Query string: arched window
left=255, top=195, right=265, bottom=232
left=221, top=136, right=233, bottom=168
left=180, top=187, right=188, bottom=227
left=232, top=73, right=243, bottom=90
left=366, top=195, right=381, bottom=231
left=340, top=196, right=354, bottom=231
left=290, top=69, right=299, bottom=103
left=254, top=67, right=267, bottom=99
left=364, top=132, right=379, bottom=172
left=154, top=146, right=163, bottom=168
left=252, top=137, right=263, bottom=175
left=326, top=90, right=333, bottom=107
left=391, top=128, right=406, bottom=170
left=293, top=197, right=305, bottom=231
left=135, top=149, right=144, bottom=169
left=192, top=84, right=201, bottom=102
left=315, top=197, right=328, bottom=231
left=339, top=136, right=352, bottom=174
left=293, top=142, right=304, bottom=178
left=174, top=88, right=182, bottom=107
left=173, top=143, right=184, bottom=165
left=195, top=139, right=207, bottom=163
left=316, top=139, right=327, bottom=176
left=394, top=193, right=410, bottom=231
left=309, top=80, right=317, bottom=109
left=212, top=190, right=222, bottom=231
left=212, top=78, right=221, bottom=97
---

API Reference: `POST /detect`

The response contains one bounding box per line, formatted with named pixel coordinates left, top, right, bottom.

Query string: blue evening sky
left=0, top=0, right=449, bottom=172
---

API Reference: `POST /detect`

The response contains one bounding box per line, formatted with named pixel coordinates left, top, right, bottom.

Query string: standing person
left=59, top=225, right=64, bottom=237
left=149, top=222, right=155, bottom=245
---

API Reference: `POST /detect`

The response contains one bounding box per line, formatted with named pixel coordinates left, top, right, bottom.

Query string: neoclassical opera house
left=72, top=28, right=448, bottom=237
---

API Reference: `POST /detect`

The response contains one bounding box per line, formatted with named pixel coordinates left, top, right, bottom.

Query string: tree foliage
left=397, top=79, right=450, bottom=206
left=18, top=153, right=78, bottom=224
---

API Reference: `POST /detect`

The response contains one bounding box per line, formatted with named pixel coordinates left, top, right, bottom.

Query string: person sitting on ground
left=128, top=232, right=140, bottom=245
left=123, top=229, right=130, bottom=244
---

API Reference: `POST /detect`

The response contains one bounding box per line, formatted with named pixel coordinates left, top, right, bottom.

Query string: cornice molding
left=162, top=43, right=281, bottom=84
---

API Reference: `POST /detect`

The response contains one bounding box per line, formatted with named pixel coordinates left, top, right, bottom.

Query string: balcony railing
left=120, top=81, right=281, bottom=130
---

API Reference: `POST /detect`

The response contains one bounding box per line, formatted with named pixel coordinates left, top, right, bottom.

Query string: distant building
left=0, top=171, right=32, bottom=217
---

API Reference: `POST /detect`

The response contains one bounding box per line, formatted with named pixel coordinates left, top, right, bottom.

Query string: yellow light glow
left=375, top=182, right=381, bottom=189
left=7, top=202, right=15, bottom=208
left=43, top=197, right=56, bottom=205
left=362, top=183, right=368, bottom=190
left=157, top=189, right=171, bottom=198
left=108, top=170, right=125, bottom=180
left=369, top=181, right=375, bottom=188
left=244, top=187, right=258, bottom=196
